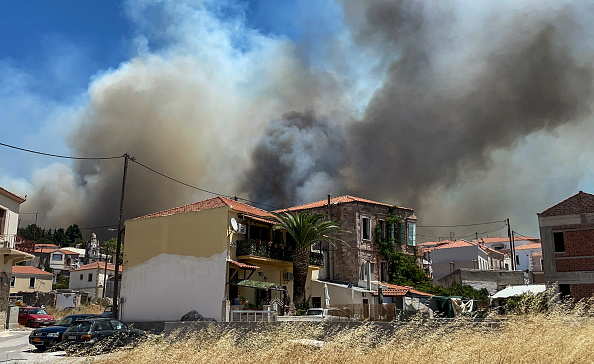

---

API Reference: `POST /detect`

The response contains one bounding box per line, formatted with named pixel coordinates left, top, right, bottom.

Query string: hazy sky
left=1, top=0, right=593, bottom=242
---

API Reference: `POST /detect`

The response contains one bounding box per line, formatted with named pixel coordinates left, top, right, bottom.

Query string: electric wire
left=416, top=219, right=506, bottom=228
left=0, top=141, right=125, bottom=160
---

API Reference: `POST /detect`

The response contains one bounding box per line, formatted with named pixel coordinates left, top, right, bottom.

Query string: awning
left=227, top=259, right=260, bottom=270
left=231, top=279, right=284, bottom=291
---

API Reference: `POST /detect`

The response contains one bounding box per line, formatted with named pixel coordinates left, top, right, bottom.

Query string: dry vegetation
left=45, top=303, right=106, bottom=321
left=94, top=304, right=594, bottom=364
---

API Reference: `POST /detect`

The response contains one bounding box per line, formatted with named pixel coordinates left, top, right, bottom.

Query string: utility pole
left=112, top=154, right=130, bottom=319
left=507, top=218, right=516, bottom=270
left=102, top=244, right=109, bottom=299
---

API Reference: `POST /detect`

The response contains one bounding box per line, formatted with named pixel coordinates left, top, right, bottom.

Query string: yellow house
left=120, top=196, right=323, bottom=322
left=11, top=266, right=53, bottom=293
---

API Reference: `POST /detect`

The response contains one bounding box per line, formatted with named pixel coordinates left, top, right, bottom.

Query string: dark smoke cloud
left=240, top=111, right=346, bottom=208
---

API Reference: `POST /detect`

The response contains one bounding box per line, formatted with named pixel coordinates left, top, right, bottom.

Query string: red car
left=18, top=307, right=55, bottom=327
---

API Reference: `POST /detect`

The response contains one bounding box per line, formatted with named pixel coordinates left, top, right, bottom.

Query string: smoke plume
left=12, top=0, right=594, bottom=240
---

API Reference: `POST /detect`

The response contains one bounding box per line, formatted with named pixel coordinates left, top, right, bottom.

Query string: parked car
left=62, top=317, right=146, bottom=353
left=304, top=308, right=354, bottom=322
left=29, top=314, right=98, bottom=350
left=18, top=307, right=55, bottom=327
left=99, top=305, right=113, bottom=317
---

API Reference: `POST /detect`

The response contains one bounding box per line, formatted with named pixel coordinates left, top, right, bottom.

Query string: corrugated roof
left=135, top=196, right=273, bottom=221
left=12, top=266, right=53, bottom=276
left=279, top=195, right=413, bottom=212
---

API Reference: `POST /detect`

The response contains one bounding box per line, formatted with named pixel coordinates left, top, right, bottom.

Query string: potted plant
left=238, top=296, right=245, bottom=305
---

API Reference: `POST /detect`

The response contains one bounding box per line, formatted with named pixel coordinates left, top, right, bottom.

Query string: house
left=69, top=261, right=122, bottom=299
left=437, top=268, right=525, bottom=295
left=513, top=243, right=542, bottom=272
left=30, top=245, right=81, bottom=274
left=0, top=186, right=35, bottom=331
left=282, top=195, right=417, bottom=293
left=374, top=282, right=433, bottom=310
left=421, top=239, right=505, bottom=283
left=121, top=196, right=324, bottom=322
left=538, top=191, right=594, bottom=301
left=475, top=236, right=540, bottom=251
left=10, top=266, right=53, bottom=293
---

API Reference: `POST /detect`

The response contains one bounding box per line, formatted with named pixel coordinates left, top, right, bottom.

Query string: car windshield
left=306, top=309, right=323, bottom=316
left=56, top=316, right=88, bottom=327
left=67, top=321, right=92, bottom=333
left=28, top=308, right=47, bottom=315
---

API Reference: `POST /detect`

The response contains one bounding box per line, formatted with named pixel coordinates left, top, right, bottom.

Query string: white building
left=69, top=262, right=121, bottom=299
left=513, top=243, right=542, bottom=271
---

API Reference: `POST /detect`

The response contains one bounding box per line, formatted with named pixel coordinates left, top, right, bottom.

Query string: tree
left=65, top=224, right=83, bottom=247
left=53, top=228, right=68, bottom=247
left=102, top=238, right=123, bottom=265
left=271, top=210, right=345, bottom=305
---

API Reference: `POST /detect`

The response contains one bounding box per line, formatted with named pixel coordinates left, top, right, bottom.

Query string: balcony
left=0, top=235, right=35, bottom=254
left=236, top=239, right=324, bottom=267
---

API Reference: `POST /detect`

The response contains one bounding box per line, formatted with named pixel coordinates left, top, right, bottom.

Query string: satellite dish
left=231, top=218, right=239, bottom=232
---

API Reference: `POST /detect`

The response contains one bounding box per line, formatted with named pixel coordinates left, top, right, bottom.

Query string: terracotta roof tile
left=477, top=236, right=539, bottom=244
left=540, top=191, right=594, bottom=217
left=514, top=243, right=542, bottom=251
left=12, top=266, right=53, bottom=276
left=73, top=262, right=122, bottom=272
left=278, top=195, right=413, bottom=212
left=135, top=196, right=273, bottom=220
left=228, top=259, right=260, bottom=270
left=374, top=282, right=433, bottom=297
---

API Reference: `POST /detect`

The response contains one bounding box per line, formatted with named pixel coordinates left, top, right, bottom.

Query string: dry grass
left=93, top=311, right=594, bottom=364
left=45, top=303, right=105, bottom=321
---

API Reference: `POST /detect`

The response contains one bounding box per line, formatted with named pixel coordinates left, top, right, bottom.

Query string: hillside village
left=1, top=184, right=593, bottom=327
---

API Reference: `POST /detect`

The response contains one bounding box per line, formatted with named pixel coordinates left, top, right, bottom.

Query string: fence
left=229, top=310, right=278, bottom=322
left=331, top=304, right=397, bottom=322
left=0, top=235, right=35, bottom=254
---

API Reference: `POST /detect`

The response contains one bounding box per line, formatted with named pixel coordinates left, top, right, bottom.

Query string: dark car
left=18, top=307, right=56, bottom=327
left=99, top=305, right=113, bottom=317
left=62, top=317, right=145, bottom=354
left=29, top=314, right=97, bottom=350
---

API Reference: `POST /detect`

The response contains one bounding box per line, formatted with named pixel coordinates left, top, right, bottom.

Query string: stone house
left=538, top=191, right=594, bottom=301
left=282, top=195, right=417, bottom=291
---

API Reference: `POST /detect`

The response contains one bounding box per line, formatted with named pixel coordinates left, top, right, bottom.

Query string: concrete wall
left=438, top=268, right=525, bottom=294
left=121, top=206, right=230, bottom=322
left=69, top=268, right=112, bottom=299
left=431, top=245, right=486, bottom=282
left=11, top=274, right=52, bottom=293
left=310, top=280, right=370, bottom=306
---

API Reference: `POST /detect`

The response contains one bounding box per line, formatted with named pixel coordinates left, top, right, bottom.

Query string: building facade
left=538, top=191, right=594, bottom=301
left=69, top=262, right=121, bottom=299
left=283, top=195, right=417, bottom=289
left=10, top=266, right=53, bottom=293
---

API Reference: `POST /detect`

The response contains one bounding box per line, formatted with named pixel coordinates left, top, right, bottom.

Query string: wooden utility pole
left=507, top=218, right=516, bottom=270
left=112, top=154, right=129, bottom=319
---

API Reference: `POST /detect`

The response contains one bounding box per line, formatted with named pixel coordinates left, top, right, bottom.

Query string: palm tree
left=271, top=210, right=344, bottom=305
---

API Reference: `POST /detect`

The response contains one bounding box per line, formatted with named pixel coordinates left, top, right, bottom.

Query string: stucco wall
left=431, top=245, right=484, bottom=282
left=121, top=206, right=230, bottom=322
left=0, top=194, right=21, bottom=236
left=11, top=275, right=52, bottom=293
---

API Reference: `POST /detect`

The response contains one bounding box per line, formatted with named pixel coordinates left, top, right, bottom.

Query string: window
left=378, top=220, right=386, bottom=240
left=79, top=274, right=83, bottom=280
left=362, top=217, right=371, bottom=240
left=553, top=232, right=565, bottom=252
left=29, top=277, right=35, bottom=288
left=515, top=255, right=520, bottom=265
left=88, top=273, right=93, bottom=282
left=399, top=223, right=406, bottom=245
left=52, top=254, right=63, bottom=261
left=10, top=276, right=15, bottom=287
left=408, top=223, right=416, bottom=246
left=559, top=284, right=571, bottom=298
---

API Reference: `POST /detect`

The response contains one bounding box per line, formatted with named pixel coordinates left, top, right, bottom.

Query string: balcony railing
left=236, top=239, right=324, bottom=267
left=0, top=235, right=36, bottom=254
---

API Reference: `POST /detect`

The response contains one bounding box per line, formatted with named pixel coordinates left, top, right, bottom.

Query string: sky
left=1, top=0, right=593, bottom=242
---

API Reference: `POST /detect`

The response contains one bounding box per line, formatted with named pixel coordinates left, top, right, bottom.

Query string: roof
left=492, top=284, right=546, bottom=299
left=0, top=186, right=26, bottom=204
left=12, top=266, right=53, bottom=276
left=73, top=262, right=122, bottom=272
left=135, top=196, right=274, bottom=221
left=35, top=244, right=59, bottom=248
left=540, top=191, right=594, bottom=217
left=422, top=239, right=505, bottom=257
left=34, top=247, right=80, bottom=255
left=228, top=259, right=260, bottom=270
left=279, top=195, right=413, bottom=212
left=514, top=243, right=542, bottom=251
left=374, top=282, right=433, bottom=297
left=231, top=279, right=284, bottom=290
left=477, top=236, right=539, bottom=245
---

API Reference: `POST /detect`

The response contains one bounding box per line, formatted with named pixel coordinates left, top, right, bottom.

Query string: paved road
left=0, top=329, right=92, bottom=363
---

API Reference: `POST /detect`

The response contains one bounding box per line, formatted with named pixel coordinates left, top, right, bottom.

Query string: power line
left=0, top=141, right=125, bottom=160
left=130, top=158, right=280, bottom=210
left=416, top=219, right=506, bottom=228
left=79, top=224, right=119, bottom=231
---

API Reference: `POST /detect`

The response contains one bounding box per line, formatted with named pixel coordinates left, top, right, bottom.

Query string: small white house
left=513, top=243, right=542, bottom=271
left=69, top=262, right=121, bottom=299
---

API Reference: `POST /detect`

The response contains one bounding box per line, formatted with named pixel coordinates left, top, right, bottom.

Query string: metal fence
left=229, top=310, right=278, bottom=322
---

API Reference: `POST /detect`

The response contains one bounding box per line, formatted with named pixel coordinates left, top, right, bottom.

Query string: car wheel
left=35, top=345, right=46, bottom=351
